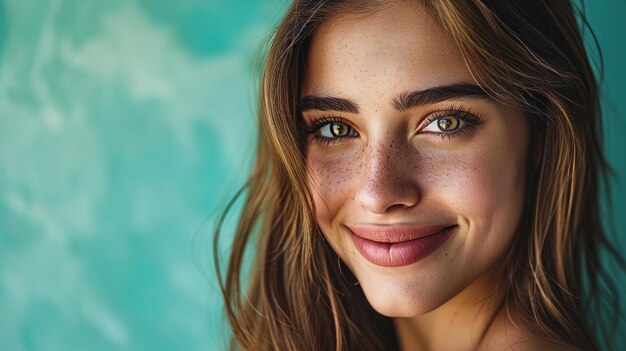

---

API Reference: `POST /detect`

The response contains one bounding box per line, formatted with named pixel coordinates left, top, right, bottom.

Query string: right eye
left=303, top=117, right=360, bottom=145
left=319, top=122, right=358, bottom=138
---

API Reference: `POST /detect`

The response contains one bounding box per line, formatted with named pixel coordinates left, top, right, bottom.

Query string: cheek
left=306, top=147, right=366, bottom=221
left=425, top=142, right=527, bottom=254
left=431, top=153, right=516, bottom=213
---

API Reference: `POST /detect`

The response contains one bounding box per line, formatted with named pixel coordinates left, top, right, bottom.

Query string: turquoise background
left=0, top=1, right=624, bottom=350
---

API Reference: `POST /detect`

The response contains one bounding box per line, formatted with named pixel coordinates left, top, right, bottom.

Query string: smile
left=347, top=224, right=456, bottom=267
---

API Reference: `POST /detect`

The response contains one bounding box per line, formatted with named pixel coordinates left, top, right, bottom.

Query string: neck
left=393, top=266, right=506, bottom=351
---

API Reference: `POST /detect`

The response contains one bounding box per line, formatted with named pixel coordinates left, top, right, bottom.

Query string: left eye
left=319, top=122, right=358, bottom=138
left=422, top=115, right=463, bottom=132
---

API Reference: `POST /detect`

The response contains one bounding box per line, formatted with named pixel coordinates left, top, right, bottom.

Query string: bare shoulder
left=477, top=316, right=579, bottom=351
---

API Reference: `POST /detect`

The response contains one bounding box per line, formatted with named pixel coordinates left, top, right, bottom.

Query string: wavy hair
left=214, top=1, right=625, bottom=349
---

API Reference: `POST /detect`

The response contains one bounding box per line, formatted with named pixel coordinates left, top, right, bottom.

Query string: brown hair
left=213, top=1, right=624, bottom=349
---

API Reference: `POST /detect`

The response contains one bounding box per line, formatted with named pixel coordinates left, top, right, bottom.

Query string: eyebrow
left=299, top=83, right=492, bottom=114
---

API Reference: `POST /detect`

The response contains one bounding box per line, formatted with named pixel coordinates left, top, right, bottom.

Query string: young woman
left=214, top=1, right=624, bottom=350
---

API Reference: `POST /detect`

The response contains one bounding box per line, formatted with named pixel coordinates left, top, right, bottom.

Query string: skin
left=299, top=2, right=565, bottom=350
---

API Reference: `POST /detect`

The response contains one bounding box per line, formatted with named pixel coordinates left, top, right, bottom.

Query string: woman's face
left=301, top=2, right=529, bottom=317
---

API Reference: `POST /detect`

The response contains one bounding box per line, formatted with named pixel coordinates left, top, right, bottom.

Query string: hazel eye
left=320, top=122, right=357, bottom=138
left=422, top=115, right=462, bottom=132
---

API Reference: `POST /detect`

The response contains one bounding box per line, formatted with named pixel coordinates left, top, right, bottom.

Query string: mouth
left=346, top=224, right=457, bottom=267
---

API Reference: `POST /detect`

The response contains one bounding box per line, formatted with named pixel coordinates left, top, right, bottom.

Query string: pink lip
left=347, top=224, right=456, bottom=267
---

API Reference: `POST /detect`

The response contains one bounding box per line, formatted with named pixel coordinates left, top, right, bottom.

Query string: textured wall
left=0, top=1, right=624, bottom=350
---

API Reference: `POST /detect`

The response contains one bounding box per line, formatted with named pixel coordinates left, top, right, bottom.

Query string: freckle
left=445, top=252, right=448, bottom=256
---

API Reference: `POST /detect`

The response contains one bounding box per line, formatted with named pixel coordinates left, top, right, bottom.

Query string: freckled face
left=301, top=2, right=529, bottom=317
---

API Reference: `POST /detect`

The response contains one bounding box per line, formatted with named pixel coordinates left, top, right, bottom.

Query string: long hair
left=213, top=1, right=624, bottom=349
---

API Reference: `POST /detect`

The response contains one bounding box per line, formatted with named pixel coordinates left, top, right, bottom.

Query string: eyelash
left=303, top=116, right=354, bottom=146
left=302, top=105, right=486, bottom=145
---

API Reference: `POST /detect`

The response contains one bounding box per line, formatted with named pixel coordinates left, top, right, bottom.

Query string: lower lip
left=349, top=226, right=455, bottom=267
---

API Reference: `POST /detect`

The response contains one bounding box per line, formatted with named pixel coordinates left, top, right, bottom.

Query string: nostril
left=355, top=171, right=421, bottom=214
left=387, top=203, right=412, bottom=212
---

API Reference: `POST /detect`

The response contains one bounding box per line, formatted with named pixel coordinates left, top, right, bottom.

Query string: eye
left=422, top=115, right=462, bottom=132
left=417, top=108, right=485, bottom=140
left=304, top=117, right=360, bottom=145
left=319, top=122, right=357, bottom=138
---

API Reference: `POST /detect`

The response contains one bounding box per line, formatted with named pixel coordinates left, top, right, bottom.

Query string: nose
left=354, top=140, right=421, bottom=214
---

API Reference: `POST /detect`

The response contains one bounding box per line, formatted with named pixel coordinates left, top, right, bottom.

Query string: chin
left=363, top=286, right=442, bottom=318
left=355, top=270, right=455, bottom=318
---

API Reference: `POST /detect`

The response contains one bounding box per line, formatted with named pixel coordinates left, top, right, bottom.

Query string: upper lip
left=346, top=223, right=455, bottom=243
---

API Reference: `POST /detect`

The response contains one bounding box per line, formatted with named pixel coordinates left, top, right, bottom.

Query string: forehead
left=301, top=2, right=475, bottom=106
